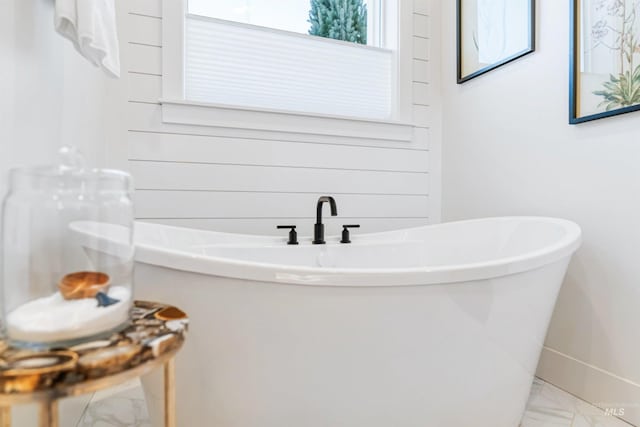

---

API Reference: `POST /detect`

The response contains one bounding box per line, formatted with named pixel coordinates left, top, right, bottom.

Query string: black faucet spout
left=316, top=196, right=337, bottom=223
left=313, top=196, right=338, bottom=244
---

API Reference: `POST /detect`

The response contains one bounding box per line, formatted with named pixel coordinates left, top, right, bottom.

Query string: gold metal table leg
left=164, top=358, right=176, bottom=427
left=39, top=400, right=58, bottom=427
left=0, top=406, right=10, bottom=427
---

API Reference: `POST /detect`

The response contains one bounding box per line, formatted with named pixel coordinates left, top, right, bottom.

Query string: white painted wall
left=440, top=0, right=640, bottom=424
left=118, top=0, right=439, bottom=236
left=0, top=0, right=113, bottom=197
left=0, top=0, right=115, bottom=423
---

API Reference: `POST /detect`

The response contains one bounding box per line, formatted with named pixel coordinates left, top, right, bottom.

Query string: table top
left=0, top=301, right=188, bottom=404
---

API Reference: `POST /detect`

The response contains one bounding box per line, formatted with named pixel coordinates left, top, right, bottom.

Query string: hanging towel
left=54, top=0, right=121, bottom=78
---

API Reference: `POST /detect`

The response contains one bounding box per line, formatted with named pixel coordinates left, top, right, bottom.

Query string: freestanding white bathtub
left=81, top=217, right=581, bottom=427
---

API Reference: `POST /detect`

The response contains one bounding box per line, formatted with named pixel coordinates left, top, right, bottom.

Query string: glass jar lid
left=8, top=146, right=132, bottom=194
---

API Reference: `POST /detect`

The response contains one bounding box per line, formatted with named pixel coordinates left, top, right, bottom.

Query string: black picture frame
left=457, top=0, right=536, bottom=84
left=569, top=0, right=640, bottom=124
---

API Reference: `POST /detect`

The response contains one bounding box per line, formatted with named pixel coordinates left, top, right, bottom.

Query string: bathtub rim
left=132, top=216, right=581, bottom=287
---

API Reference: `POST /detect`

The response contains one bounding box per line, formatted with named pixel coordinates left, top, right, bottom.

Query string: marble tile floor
left=72, top=377, right=633, bottom=427
left=520, top=379, right=633, bottom=427
left=76, top=378, right=150, bottom=427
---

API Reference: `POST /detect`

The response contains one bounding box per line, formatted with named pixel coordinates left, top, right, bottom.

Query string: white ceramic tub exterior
left=76, top=217, right=582, bottom=427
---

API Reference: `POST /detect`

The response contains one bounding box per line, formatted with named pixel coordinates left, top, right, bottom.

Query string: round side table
left=0, top=301, right=188, bottom=427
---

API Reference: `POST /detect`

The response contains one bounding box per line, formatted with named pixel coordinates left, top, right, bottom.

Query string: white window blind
left=185, top=15, right=393, bottom=120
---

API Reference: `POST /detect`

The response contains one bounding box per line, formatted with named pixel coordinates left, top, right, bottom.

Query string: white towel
left=54, top=0, right=121, bottom=78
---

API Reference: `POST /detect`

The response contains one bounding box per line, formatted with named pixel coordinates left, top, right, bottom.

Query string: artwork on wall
left=457, top=0, right=535, bottom=83
left=571, top=0, right=640, bottom=124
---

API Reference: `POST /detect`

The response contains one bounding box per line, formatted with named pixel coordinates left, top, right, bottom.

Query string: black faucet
left=276, top=225, right=299, bottom=245
left=313, top=196, right=337, bottom=244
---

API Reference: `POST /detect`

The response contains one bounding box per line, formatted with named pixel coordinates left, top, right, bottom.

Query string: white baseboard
left=537, top=346, right=640, bottom=426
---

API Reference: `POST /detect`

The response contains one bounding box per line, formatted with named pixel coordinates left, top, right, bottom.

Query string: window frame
left=160, top=0, right=414, bottom=141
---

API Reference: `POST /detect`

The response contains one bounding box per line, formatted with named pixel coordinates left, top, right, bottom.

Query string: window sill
left=160, top=99, right=415, bottom=143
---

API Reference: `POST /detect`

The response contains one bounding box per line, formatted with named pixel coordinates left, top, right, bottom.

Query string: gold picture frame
left=570, top=0, right=640, bottom=124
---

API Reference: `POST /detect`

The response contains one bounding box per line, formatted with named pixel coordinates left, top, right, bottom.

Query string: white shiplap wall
left=119, top=0, right=436, bottom=236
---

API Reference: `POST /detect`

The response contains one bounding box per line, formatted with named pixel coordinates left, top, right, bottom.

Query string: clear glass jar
left=1, top=147, right=134, bottom=348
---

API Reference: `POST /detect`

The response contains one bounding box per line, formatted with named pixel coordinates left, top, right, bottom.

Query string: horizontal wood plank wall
left=122, top=0, right=433, bottom=236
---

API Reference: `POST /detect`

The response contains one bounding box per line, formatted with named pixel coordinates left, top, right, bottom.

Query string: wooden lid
left=58, top=271, right=110, bottom=300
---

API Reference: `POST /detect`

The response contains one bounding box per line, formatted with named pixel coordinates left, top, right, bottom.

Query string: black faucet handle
left=277, top=225, right=299, bottom=245
left=340, top=224, right=360, bottom=244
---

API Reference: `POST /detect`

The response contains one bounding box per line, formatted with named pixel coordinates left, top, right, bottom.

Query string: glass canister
left=0, top=147, right=134, bottom=348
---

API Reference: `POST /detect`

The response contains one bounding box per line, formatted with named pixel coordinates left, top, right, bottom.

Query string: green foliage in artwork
left=590, top=0, right=640, bottom=110
left=308, top=0, right=367, bottom=44
left=593, top=65, right=640, bottom=110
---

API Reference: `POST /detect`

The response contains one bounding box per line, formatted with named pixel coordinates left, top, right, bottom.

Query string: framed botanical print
left=571, top=0, right=640, bottom=124
left=457, top=0, right=536, bottom=83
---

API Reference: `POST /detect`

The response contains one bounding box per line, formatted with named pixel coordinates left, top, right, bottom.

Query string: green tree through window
left=308, top=0, right=368, bottom=44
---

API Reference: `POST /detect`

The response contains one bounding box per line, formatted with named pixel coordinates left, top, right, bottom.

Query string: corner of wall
left=426, top=0, right=442, bottom=224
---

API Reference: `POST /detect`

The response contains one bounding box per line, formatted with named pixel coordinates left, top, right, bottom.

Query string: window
left=162, top=0, right=413, bottom=134
left=187, top=0, right=382, bottom=47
